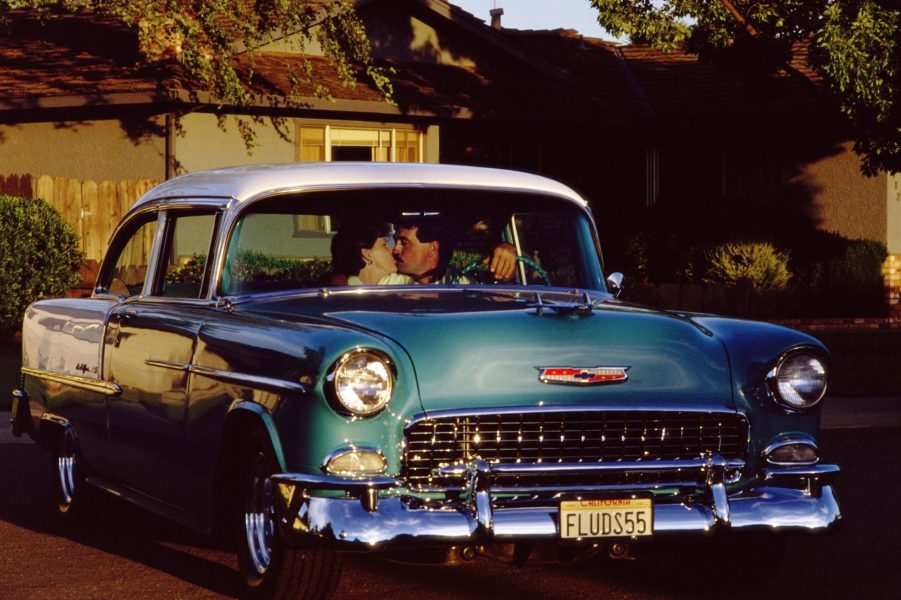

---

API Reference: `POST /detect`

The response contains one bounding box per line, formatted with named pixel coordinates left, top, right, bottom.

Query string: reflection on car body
left=11, top=163, right=840, bottom=598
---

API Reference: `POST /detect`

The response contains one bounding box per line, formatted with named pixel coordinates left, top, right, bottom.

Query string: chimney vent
left=489, top=7, right=504, bottom=30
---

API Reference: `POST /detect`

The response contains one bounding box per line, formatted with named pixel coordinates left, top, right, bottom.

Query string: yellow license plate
left=559, top=498, right=653, bottom=539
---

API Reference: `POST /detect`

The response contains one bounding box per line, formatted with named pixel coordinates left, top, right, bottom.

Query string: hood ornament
left=537, top=366, right=630, bottom=385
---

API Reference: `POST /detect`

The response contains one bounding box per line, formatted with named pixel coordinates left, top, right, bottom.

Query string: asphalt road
left=1, top=413, right=899, bottom=599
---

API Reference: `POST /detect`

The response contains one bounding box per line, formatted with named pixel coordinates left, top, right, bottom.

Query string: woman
left=330, top=221, right=398, bottom=285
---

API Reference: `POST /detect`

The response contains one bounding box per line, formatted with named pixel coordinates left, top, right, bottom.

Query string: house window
left=297, top=124, right=423, bottom=163
left=293, top=214, right=333, bottom=237
left=300, top=127, right=326, bottom=161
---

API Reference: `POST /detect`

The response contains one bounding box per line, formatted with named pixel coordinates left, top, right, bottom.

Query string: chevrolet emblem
left=537, top=366, right=630, bottom=385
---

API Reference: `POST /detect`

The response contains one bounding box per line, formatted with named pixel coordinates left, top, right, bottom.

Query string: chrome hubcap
left=244, top=457, right=276, bottom=575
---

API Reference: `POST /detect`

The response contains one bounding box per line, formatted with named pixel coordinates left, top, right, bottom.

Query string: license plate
left=559, top=498, right=653, bottom=539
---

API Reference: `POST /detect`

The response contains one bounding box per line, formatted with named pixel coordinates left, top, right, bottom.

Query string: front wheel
left=235, top=431, right=343, bottom=599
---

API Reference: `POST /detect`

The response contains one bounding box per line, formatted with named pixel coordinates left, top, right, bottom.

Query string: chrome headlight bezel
left=766, top=348, right=829, bottom=412
left=326, top=348, right=395, bottom=417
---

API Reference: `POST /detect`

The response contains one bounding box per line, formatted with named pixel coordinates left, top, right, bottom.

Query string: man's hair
left=331, top=221, right=393, bottom=277
left=396, top=216, right=459, bottom=278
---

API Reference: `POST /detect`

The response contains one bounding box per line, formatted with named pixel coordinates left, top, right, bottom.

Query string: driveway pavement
left=819, top=396, right=901, bottom=429
left=2, top=396, right=899, bottom=445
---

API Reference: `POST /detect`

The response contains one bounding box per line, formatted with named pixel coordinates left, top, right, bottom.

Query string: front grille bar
left=404, top=408, right=749, bottom=489
left=439, top=458, right=746, bottom=477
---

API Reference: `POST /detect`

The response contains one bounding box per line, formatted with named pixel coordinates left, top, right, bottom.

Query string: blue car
left=11, top=163, right=839, bottom=598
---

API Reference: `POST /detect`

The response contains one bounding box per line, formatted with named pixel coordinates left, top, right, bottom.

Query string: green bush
left=702, top=241, right=792, bottom=294
left=166, top=253, right=207, bottom=284
left=228, top=249, right=333, bottom=291
left=803, top=239, right=888, bottom=317
left=0, top=195, right=84, bottom=336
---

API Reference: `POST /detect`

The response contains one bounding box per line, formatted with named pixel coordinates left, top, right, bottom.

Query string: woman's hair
left=330, top=221, right=393, bottom=277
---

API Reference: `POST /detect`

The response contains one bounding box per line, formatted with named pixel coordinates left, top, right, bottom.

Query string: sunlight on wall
left=409, top=16, right=476, bottom=67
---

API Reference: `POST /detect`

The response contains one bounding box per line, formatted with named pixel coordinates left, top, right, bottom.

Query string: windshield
left=221, top=188, right=603, bottom=295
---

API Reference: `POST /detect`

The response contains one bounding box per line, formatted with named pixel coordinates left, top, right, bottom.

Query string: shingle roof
left=0, top=6, right=824, bottom=126
left=497, top=29, right=647, bottom=121
left=0, top=11, right=178, bottom=103
left=617, top=41, right=822, bottom=121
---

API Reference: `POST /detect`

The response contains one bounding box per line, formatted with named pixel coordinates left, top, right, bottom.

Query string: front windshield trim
left=214, top=188, right=603, bottom=298
left=220, top=284, right=610, bottom=308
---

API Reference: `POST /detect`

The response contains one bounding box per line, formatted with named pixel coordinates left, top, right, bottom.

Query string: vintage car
left=11, top=163, right=839, bottom=597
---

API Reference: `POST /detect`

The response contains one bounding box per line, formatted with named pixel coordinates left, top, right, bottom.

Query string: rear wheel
left=51, top=428, right=87, bottom=516
left=235, top=430, right=343, bottom=599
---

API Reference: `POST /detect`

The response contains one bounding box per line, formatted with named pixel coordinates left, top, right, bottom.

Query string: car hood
left=245, top=290, right=734, bottom=414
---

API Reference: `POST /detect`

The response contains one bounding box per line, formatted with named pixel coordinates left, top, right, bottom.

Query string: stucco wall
left=175, top=113, right=296, bottom=174
left=803, top=142, right=887, bottom=244
left=887, top=173, right=901, bottom=255
left=0, top=118, right=166, bottom=181
left=176, top=114, right=441, bottom=173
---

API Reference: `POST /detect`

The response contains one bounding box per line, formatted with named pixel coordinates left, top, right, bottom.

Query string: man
left=385, top=218, right=516, bottom=284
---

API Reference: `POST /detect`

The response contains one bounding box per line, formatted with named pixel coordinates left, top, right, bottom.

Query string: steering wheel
left=453, top=254, right=552, bottom=286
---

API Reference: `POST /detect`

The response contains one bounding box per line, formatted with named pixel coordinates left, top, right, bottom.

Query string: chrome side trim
left=40, top=412, right=72, bottom=430
left=144, top=359, right=190, bottom=372
left=21, top=367, right=122, bottom=397
left=147, top=360, right=309, bottom=395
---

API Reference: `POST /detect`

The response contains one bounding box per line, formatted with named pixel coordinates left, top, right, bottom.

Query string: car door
left=102, top=210, right=218, bottom=509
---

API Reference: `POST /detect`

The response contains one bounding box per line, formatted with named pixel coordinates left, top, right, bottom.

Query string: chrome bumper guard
left=270, top=455, right=841, bottom=551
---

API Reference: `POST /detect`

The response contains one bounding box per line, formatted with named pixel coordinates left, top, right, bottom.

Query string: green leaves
left=817, top=1, right=899, bottom=174
left=589, top=0, right=900, bottom=174
left=0, top=195, right=84, bottom=336
left=3, top=1, right=393, bottom=151
left=702, top=241, right=792, bottom=294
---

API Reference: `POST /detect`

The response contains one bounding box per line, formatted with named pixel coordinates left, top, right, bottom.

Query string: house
left=0, top=0, right=898, bottom=312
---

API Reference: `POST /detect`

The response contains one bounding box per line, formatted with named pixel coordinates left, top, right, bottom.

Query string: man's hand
left=484, top=243, right=517, bottom=281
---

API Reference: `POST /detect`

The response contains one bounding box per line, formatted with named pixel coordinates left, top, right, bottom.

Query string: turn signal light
left=766, top=442, right=819, bottom=466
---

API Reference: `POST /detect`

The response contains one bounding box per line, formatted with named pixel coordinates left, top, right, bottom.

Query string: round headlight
left=767, top=351, right=828, bottom=411
left=329, top=350, right=394, bottom=416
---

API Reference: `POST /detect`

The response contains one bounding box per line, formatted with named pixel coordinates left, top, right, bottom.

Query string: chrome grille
left=403, top=409, right=748, bottom=489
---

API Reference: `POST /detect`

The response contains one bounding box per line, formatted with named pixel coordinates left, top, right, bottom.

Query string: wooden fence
left=1, top=173, right=159, bottom=266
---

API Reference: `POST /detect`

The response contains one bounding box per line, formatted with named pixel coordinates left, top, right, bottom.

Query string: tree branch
left=719, top=0, right=759, bottom=38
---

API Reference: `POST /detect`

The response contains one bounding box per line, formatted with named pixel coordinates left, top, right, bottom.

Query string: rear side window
left=98, top=216, right=157, bottom=297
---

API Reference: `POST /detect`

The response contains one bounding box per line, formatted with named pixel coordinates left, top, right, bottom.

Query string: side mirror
left=606, top=272, right=624, bottom=298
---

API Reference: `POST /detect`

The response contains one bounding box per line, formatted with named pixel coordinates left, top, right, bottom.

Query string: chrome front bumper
left=270, top=457, right=841, bottom=551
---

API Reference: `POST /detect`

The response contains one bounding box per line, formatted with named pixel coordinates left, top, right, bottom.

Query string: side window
left=223, top=212, right=334, bottom=295
left=100, top=216, right=157, bottom=297
left=158, top=213, right=217, bottom=299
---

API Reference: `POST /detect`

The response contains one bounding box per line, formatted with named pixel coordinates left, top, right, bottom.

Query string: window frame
left=150, top=209, right=221, bottom=300
left=94, top=210, right=163, bottom=299
left=295, top=122, right=425, bottom=164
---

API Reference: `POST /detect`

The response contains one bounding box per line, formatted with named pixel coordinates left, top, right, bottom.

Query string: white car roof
left=130, top=162, right=588, bottom=215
